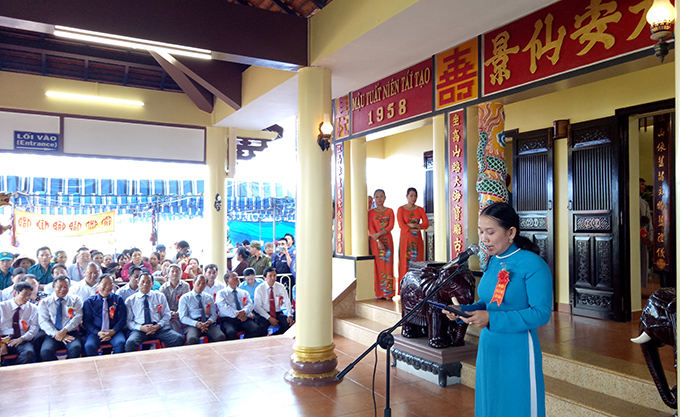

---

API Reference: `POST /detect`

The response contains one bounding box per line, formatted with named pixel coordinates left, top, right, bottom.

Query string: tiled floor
left=1, top=305, right=673, bottom=417
left=0, top=334, right=474, bottom=417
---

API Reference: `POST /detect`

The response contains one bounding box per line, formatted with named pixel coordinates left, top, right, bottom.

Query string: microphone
left=442, top=244, right=479, bottom=270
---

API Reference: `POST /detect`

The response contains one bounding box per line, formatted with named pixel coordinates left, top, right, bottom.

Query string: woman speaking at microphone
left=444, top=202, right=552, bottom=417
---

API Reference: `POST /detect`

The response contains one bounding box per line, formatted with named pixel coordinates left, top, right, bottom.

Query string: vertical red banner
left=334, top=142, right=345, bottom=255
left=652, top=114, right=672, bottom=272
left=335, top=95, right=350, bottom=140
left=448, top=110, right=466, bottom=259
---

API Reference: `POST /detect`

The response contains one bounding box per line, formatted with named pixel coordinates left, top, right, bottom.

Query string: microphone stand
left=336, top=262, right=470, bottom=417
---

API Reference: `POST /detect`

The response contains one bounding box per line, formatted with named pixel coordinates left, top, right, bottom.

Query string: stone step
left=334, top=316, right=401, bottom=348
left=354, top=300, right=401, bottom=326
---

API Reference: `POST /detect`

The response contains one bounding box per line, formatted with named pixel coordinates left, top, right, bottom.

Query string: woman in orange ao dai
left=397, top=187, right=429, bottom=283
left=368, top=189, right=395, bottom=299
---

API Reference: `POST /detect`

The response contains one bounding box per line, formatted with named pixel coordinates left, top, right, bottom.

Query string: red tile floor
left=0, top=303, right=673, bottom=417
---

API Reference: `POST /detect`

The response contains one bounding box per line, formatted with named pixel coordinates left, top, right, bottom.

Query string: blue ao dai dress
left=461, top=243, right=553, bottom=417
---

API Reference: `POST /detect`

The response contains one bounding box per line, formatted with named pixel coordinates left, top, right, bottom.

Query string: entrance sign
left=14, top=131, right=59, bottom=152
left=351, top=59, right=433, bottom=135
left=483, top=0, right=658, bottom=95
left=14, top=210, right=115, bottom=236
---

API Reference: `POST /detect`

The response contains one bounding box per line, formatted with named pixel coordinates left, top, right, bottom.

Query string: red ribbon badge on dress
left=213, top=293, right=217, bottom=301
left=157, top=305, right=163, bottom=315
left=243, top=296, right=248, bottom=307
left=67, top=306, right=74, bottom=319
left=21, top=320, right=28, bottom=331
left=109, top=304, right=116, bottom=319
left=206, top=303, right=211, bottom=316
left=278, top=296, right=283, bottom=307
left=177, top=295, right=181, bottom=302
left=490, top=268, right=510, bottom=306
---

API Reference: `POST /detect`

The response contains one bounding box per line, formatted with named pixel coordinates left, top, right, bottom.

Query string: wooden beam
left=269, top=0, right=298, bottom=16
left=150, top=51, right=214, bottom=113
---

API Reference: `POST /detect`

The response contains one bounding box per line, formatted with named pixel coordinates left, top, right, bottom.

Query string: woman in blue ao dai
left=445, top=202, right=553, bottom=417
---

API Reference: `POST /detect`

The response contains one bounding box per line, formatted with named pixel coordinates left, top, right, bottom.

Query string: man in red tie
left=253, top=267, right=294, bottom=336
left=0, top=282, right=40, bottom=363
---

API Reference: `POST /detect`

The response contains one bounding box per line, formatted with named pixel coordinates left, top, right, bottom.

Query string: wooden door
left=512, top=128, right=555, bottom=292
left=568, top=116, right=624, bottom=321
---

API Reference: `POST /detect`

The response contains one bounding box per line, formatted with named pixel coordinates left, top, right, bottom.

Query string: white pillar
left=350, top=137, right=368, bottom=256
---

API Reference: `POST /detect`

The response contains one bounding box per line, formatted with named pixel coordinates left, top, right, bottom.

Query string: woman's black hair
left=374, top=189, right=385, bottom=197
left=479, top=202, right=540, bottom=255
left=237, top=247, right=250, bottom=261
left=406, top=187, right=417, bottom=197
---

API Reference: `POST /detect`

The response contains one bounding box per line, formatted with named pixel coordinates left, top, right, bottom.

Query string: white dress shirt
left=116, top=283, right=139, bottom=301
left=125, top=290, right=171, bottom=331
left=69, top=280, right=98, bottom=303
left=38, top=293, right=83, bottom=336
left=178, top=291, right=217, bottom=327
left=1, top=285, right=14, bottom=302
left=253, top=281, right=292, bottom=319
left=203, top=282, right=226, bottom=301
left=66, top=263, right=86, bottom=282
left=216, top=286, right=254, bottom=318
left=0, top=299, right=39, bottom=340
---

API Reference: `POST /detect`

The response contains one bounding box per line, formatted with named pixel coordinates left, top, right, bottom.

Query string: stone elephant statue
left=400, top=261, right=476, bottom=349
left=631, top=287, right=677, bottom=409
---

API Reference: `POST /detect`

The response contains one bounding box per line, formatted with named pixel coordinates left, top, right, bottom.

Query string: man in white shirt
left=202, top=264, right=225, bottom=301
left=117, top=265, right=142, bottom=301
left=253, top=267, right=294, bottom=336
left=1, top=268, right=26, bottom=301
left=70, top=262, right=100, bottom=302
left=159, top=264, right=190, bottom=333
left=43, top=263, right=68, bottom=295
left=124, top=272, right=183, bottom=352
left=0, top=282, right=39, bottom=363
left=216, top=271, right=261, bottom=339
left=178, top=275, right=225, bottom=344
left=67, top=247, right=92, bottom=282
left=38, top=276, right=83, bottom=361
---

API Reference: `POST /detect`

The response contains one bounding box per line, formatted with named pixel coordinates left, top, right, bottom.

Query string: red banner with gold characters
left=652, top=114, right=672, bottom=272
left=436, top=38, right=479, bottom=110
left=335, top=95, right=350, bottom=140
left=334, top=142, right=345, bottom=255
left=483, top=0, right=659, bottom=95
left=448, top=110, right=466, bottom=259
left=14, top=210, right=115, bottom=237
left=351, top=59, right=433, bottom=135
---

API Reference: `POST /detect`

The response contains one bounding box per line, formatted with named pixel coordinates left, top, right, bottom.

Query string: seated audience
left=91, top=251, right=104, bottom=266
left=232, top=247, right=250, bottom=276
left=116, top=266, right=142, bottom=301
left=124, top=272, right=183, bottom=351
left=82, top=274, right=127, bottom=356
left=238, top=268, right=263, bottom=301
left=38, top=276, right=83, bottom=361
left=2, top=268, right=27, bottom=301
left=121, top=248, right=151, bottom=281
left=149, top=252, right=161, bottom=273
left=182, top=257, right=202, bottom=285
left=27, top=246, right=54, bottom=287
left=67, top=247, right=91, bottom=283
left=159, top=264, right=190, bottom=333
left=179, top=274, right=225, bottom=344
left=24, top=275, right=48, bottom=305
left=216, top=272, right=260, bottom=340
left=203, top=264, right=225, bottom=301
left=175, top=240, right=191, bottom=260
left=156, top=244, right=167, bottom=263
left=253, top=267, right=294, bottom=336
left=0, top=251, right=14, bottom=290
left=102, top=254, right=114, bottom=269
left=12, top=255, right=35, bottom=270
left=0, top=282, right=40, bottom=364
left=53, top=250, right=69, bottom=266
left=247, top=242, right=271, bottom=276
left=70, top=262, right=100, bottom=302
left=264, top=242, right=275, bottom=257
left=42, top=264, right=68, bottom=295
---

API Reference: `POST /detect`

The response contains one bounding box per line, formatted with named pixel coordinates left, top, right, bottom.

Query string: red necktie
left=269, top=287, right=276, bottom=318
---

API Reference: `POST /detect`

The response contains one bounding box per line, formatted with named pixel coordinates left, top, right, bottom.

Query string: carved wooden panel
left=519, top=216, right=547, bottom=231
left=574, top=215, right=611, bottom=232
left=534, top=234, right=549, bottom=260
left=572, top=128, right=611, bottom=147
left=575, top=237, right=591, bottom=285
left=575, top=289, right=613, bottom=309
left=595, top=237, right=612, bottom=288
left=518, top=136, right=548, bottom=155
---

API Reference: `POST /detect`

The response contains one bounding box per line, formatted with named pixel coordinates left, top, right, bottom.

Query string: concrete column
left=205, top=127, right=227, bottom=281
left=433, top=114, right=448, bottom=261
left=350, top=137, right=368, bottom=256
left=285, top=67, right=338, bottom=386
